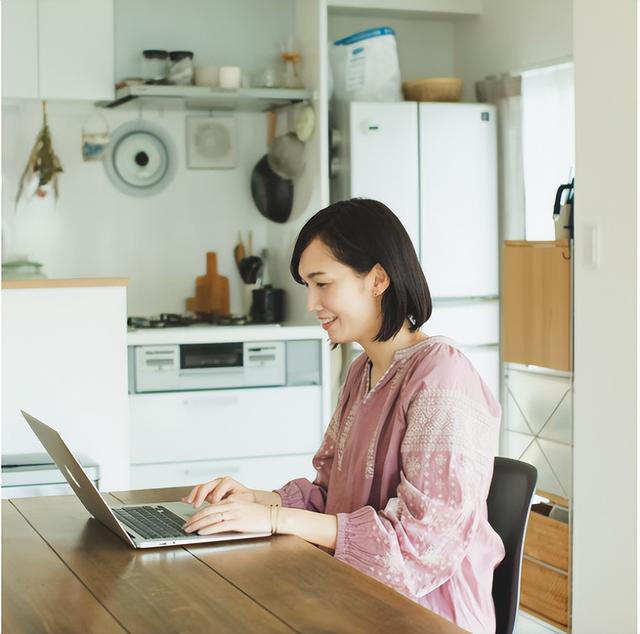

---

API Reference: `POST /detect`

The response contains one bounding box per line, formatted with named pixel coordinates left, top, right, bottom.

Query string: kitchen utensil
left=294, top=102, right=316, bottom=142
left=103, top=120, right=176, bottom=197
left=238, top=256, right=262, bottom=284
left=185, top=252, right=229, bottom=315
left=553, top=178, right=574, bottom=240
left=250, top=112, right=293, bottom=223
left=234, top=232, right=246, bottom=268
left=268, top=131, right=305, bottom=179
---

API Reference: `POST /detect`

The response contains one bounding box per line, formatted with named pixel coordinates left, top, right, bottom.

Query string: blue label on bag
left=334, top=26, right=395, bottom=46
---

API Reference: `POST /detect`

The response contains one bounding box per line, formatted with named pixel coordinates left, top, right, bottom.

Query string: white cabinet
left=130, top=453, right=316, bottom=492
left=129, top=386, right=323, bottom=464
left=2, top=0, right=114, bottom=100
left=2, top=282, right=129, bottom=491
left=2, top=0, right=39, bottom=98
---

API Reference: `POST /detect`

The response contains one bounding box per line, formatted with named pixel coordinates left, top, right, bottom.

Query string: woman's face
left=298, top=238, right=385, bottom=344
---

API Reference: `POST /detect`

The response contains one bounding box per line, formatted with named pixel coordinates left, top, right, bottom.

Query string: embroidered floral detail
left=364, top=363, right=408, bottom=479
left=402, top=387, right=499, bottom=464
left=336, top=397, right=362, bottom=471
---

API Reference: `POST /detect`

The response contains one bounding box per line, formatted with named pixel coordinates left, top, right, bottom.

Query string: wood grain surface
left=5, top=488, right=467, bottom=634
left=2, top=501, right=126, bottom=634
left=10, top=494, right=291, bottom=634
left=112, top=487, right=466, bottom=634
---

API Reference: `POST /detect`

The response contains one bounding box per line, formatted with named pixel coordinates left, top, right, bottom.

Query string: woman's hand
left=181, top=476, right=256, bottom=507
left=183, top=499, right=271, bottom=535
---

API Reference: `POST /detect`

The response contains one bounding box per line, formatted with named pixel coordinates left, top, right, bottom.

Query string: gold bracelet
left=269, top=504, right=276, bottom=535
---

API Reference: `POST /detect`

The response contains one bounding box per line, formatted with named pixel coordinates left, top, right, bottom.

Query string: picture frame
left=186, top=116, right=237, bottom=169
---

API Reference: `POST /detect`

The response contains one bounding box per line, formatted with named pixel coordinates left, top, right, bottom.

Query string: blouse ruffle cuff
left=335, top=506, right=378, bottom=562
left=272, top=479, right=308, bottom=509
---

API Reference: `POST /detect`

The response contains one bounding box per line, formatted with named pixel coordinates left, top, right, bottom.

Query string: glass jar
left=141, top=50, right=169, bottom=83
left=168, top=51, right=195, bottom=85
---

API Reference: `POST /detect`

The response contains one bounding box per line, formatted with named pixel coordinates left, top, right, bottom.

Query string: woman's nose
left=306, top=288, right=321, bottom=313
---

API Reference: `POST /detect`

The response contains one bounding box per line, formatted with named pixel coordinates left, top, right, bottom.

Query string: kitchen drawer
left=520, top=559, right=569, bottom=629
left=129, top=386, right=322, bottom=464
left=130, top=453, right=316, bottom=492
left=524, top=508, right=569, bottom=571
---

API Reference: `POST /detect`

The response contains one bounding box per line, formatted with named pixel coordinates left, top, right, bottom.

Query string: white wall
left=572, top=1, right=637, bottom=631
left=2, top=100, right=273, bottom=317
left=454, top=0, right=572, bottom=100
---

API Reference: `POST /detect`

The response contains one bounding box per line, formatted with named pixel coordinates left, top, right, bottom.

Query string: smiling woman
left=184, top=199, right=504, bottom=634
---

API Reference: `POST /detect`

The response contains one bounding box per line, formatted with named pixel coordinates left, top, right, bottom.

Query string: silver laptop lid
left=20, top=410, right=135, bottom=546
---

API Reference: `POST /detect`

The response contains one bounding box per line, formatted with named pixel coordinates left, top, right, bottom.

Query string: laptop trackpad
left=158, top=500, right=210, bottom=521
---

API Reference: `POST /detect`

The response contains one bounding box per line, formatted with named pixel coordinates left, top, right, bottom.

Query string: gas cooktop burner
left=127, top=313, right=251, bottom=329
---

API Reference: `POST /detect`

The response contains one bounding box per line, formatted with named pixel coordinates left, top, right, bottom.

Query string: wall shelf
left=98, top=85, right=313, bottom=112
left=327, top=0, right=482, bottom=18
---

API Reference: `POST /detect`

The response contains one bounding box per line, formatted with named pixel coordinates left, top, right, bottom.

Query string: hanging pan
left=250, top=111, right=293, bottom=223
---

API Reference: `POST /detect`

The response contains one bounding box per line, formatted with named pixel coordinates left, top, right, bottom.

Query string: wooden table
left=3, top=487, right=465, bottom=633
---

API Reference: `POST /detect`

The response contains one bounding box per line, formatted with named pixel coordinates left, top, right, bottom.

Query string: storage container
left=329, top=26, right=402, bottom=102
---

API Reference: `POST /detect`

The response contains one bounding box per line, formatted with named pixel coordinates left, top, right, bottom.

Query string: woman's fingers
left=196, top=520, right=239, bottom=535
left=184, top=504, right=235, bottom=533
left=207, top=477, right=237, bottom=505
left=183, top=478, right=222, bottom=507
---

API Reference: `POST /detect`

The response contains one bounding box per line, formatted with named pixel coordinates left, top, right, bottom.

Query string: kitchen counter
left=2, top=277, right=129, bottom=289
left=127, top=323, right=327, bottom=345
left=3, top=488, right=465, bottom=633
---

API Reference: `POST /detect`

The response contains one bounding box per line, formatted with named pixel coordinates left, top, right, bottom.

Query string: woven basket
left=402, top=77, right=463, bottom=102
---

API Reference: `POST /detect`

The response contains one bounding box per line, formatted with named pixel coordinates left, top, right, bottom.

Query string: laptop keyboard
left=113, top=505, right=189, bottom=540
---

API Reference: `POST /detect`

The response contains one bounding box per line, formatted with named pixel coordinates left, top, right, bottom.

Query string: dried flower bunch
left=16, top=100, right=63, bottom=203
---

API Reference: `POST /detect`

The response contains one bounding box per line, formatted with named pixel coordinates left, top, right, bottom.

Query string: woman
left=183, top=198, right=504, bottom=633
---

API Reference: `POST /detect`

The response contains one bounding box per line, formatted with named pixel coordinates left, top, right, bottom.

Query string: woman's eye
left=316, top=282, right=327, bottom=288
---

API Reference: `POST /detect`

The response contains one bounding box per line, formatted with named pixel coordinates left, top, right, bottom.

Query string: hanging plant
left=16, top=100, right=63, bottom=204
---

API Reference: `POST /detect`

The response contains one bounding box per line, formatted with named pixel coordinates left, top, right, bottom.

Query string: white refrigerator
left=331, top=101, right=500, bottom=399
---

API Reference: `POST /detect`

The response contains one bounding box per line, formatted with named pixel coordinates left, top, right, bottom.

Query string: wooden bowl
left=402, top=77, right=463, bottom=102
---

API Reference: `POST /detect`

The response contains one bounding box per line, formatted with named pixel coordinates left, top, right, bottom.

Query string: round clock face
left=104, top=120, right=176, bottom=196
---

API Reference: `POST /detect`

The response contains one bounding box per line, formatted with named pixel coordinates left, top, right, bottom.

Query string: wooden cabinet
left=502, top=240, right=571, bottom=371
left=2, top=0, right=114, bottom=100
left=521, top=490, right=571, bottom=631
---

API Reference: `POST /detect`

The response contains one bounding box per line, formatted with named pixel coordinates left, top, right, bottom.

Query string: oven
left=132, top=341, right=286, bottom=393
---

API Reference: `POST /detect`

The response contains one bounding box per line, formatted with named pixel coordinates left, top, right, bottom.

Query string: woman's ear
left=370, top=263, right=390, bottom=297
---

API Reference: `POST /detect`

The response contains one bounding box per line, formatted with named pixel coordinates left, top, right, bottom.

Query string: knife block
left=186, top=252, right=230, bottom=315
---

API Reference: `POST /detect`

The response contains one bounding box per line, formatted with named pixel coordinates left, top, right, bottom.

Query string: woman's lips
left=321, top=317, right=337, bottom=331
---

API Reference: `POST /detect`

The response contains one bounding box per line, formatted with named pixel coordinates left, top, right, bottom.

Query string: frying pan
left=250, top=111, right=293, bottom=224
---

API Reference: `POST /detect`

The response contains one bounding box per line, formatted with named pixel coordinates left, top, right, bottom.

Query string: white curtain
left=521, top=63, right=575, bottom=241
left=476, top=74, right=525, bottom=242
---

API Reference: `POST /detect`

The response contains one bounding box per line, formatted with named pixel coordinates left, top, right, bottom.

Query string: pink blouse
left=275, top=337, right=504, bottom=633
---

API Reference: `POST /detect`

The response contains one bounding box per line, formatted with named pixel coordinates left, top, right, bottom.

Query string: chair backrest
left=486, top=457, right=538, bottom=634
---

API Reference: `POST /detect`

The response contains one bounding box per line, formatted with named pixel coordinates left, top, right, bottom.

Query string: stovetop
left=127, top=313, right=251, bottom=329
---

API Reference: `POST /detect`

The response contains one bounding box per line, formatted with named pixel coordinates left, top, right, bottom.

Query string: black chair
left=487, top=457, right=538, bottom=634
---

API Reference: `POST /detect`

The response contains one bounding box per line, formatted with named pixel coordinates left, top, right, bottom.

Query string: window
left=521, top=63, right=575, bottom=241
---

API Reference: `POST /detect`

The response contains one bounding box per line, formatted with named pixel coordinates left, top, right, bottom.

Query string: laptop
left=20, top=410, right=271, bottom=548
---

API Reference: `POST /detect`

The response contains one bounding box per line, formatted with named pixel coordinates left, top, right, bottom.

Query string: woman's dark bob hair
left=290, top=198, right=432, bottom=342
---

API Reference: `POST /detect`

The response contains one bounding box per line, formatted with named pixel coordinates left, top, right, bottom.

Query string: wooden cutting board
left=186, top=252, right=230, bottom=315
